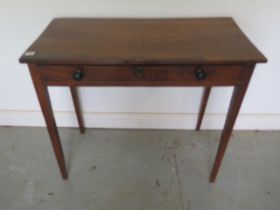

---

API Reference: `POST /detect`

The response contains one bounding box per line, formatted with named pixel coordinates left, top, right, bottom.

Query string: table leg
left=28, top=64, right=68, bottom=179
left=209, top=66, right=254, bottom=182
left=196, top=87, right=211, bottom=131
left=70, top=87, right=85, bottom=134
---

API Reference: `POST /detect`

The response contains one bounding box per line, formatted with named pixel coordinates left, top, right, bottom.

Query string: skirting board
left=0, top=110, right=279, bottom=130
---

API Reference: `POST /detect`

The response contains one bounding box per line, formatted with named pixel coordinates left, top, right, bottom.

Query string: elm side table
left=19, top=18, right=267, bottom=182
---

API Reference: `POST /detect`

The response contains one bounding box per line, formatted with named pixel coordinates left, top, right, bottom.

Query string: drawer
left=38, top=65, right=246, bottom=86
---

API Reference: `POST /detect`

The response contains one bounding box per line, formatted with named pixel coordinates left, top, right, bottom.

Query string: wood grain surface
left=20, top=18, right=267, bottom=65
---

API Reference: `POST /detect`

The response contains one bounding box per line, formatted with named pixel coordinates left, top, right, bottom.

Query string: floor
left=0, top=127, right=279, bottom=210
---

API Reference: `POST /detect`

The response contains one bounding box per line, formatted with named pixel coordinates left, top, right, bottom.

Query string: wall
left=0, top=0, right=279, bottom=129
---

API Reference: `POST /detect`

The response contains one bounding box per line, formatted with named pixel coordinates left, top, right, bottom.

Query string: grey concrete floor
left=0, top=127, right=279, bottom=210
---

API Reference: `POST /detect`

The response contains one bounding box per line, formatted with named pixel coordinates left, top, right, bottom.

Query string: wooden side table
left=19, top=18, right=267, bottom=182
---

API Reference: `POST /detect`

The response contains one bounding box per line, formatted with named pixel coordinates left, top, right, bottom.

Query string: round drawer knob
left=73, top=69, right=84, bottom=81
left=134, top=66, right=144, bottom=78
left=195, top=68, right=206, bottom=80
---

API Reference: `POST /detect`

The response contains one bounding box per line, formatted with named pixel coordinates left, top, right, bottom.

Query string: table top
left=20, top=17, right=267, bottom=65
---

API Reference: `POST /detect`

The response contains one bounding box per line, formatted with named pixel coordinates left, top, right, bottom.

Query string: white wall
left=0, top=0, right=279, bottom=129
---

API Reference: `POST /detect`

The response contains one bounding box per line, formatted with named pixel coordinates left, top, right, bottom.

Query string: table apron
left=38, top=64, right=249, bottom=87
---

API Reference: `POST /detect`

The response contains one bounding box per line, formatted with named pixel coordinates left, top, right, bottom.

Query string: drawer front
left=39, top=65, right=246, bottom=86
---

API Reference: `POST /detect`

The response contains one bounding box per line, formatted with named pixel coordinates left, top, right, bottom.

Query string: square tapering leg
left=196, top=87, right=211, bottom=131
left=210, top=66, right=255, bottom=182
left=70, top=87, right=85, bottom=134
left=28, top=64, right=68, bottom=179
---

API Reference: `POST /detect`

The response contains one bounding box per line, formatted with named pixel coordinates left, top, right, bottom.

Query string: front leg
left=28, top=64, right=68, bottom=179
left=210, top=66, right=255, bottom=182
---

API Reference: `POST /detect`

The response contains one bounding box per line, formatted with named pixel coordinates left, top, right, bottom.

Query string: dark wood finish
left=70, top=87, right=85, bottom=134
left=39, top=65, right=245, bottom=86
left=19, top=18, right=267, bottom=65
left=209, top=65, right=255, bottom=182
left=28, top=64, right=68, bottom=179
left=20, top=18, right=267, bottom=181
left=196, top=87, right=211, bottom=131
